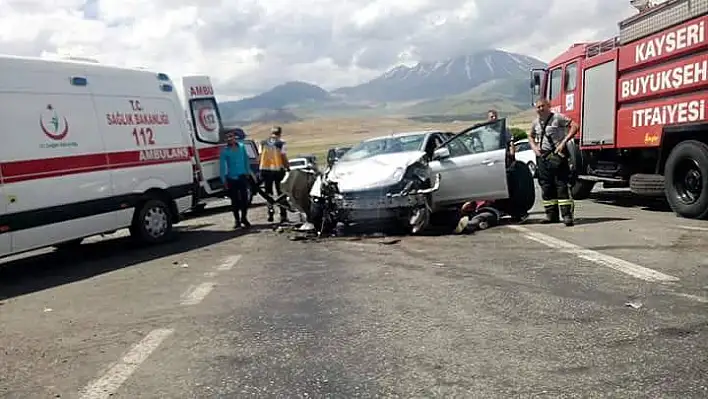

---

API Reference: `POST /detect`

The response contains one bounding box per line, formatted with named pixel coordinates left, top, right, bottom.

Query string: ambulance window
left=548, top=67, right=562, bottom=100
left=564, top=62, right=578, bottom=92
left=190, top=98, right=223, bottom=144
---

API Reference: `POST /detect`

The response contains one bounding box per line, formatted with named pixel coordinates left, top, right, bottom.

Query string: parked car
left=283, top=118, right=535, bottom=234
left=513, top=138, right=537, bottom=177
left=289, top=154, right=317, bottom=171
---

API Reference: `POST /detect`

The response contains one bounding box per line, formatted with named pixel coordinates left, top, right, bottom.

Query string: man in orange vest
left=259, top=126, right=290, bottom=223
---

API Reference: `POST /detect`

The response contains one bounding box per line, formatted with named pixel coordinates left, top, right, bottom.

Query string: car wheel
left=130, top=198, right=174, bottom=244
left=526, top=161, right=537, bottom=177
left=665, top=140, right=708, bottom=219
left=507, top=161, right=536, bottom=215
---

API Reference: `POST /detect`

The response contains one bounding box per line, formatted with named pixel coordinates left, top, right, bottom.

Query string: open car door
left=430, top=118, right=509, bottom=207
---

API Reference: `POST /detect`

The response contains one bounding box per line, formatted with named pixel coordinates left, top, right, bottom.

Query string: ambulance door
left=0, top=170, right=11, bottom=256
left=182, top=76, right=224, bottom=196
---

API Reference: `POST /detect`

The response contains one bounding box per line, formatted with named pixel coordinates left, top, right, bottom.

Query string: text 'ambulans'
left=634, top=21, right=705, bottom=64
left=106, top=112, right=170, bottom=126
left=621, top=60, right=708, bottom=99
left=139, top=147, right=190, bottom=161
left=631, top=100, right=706, bottom=127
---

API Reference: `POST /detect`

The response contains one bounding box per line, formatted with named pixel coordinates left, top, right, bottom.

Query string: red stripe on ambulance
left=1, top=147, right=191, bottom=183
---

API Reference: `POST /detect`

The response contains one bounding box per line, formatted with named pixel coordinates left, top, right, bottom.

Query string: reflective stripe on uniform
left=542, top=200, right=558, bottom=206
left=557, top=199, right=574, bottom=206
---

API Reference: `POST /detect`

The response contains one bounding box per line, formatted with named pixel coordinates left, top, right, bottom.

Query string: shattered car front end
left=286, top=147, right=440, bottom=234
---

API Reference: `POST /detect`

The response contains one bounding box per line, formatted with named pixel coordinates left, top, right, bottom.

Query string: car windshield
left=340, top=134, right=427, bottom=162
left=290, top=160, right=306, bottom=167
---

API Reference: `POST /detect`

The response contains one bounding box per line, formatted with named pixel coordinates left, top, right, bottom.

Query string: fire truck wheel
left=665, top=140, right=708, bottom=219
left=130, top=199, right=174, bottom=244
left=629, top=174, right=665, bottom=197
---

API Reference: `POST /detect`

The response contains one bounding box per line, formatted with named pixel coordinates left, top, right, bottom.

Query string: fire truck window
left=548, top=67, right=562, bottom=100
left=564, top=62, right=578, bottom=92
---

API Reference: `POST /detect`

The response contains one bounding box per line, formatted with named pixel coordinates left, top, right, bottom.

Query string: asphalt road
left=1, top=189, right=707, bottom=398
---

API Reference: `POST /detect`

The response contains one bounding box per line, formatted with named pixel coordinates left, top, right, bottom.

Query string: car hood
left=327, top=151, right=426, bottom=191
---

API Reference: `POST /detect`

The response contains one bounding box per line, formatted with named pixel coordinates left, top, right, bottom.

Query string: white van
left=0, top=55, right=196, bottom=258
left=182, top=76, right=259, bottom=210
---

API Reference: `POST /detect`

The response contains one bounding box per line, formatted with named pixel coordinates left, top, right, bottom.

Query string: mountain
left=334, top=49, right=545, bottom=102
left=219, top=81, right=330, bottom=123
left=218, top=49, right=547, bottom=123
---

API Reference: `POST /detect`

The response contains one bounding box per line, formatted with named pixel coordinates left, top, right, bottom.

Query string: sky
left=0, top=0, right=638, bottom=100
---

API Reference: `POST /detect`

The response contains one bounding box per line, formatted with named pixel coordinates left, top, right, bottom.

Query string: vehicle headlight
left=392, top=167, right=405, bottom=181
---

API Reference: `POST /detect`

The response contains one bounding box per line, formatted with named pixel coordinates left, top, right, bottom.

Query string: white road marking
left=203, top=271, right=217, bottom=278
left=677, top=225, right=708, bottom=232
left=671, top=292, right=708, bottom=303
left=217, top=255, right=242, bottom=271
left=180, top=282, right=216, bottom=306
left=507, top=225, right=680, bottom=283
left=79, top=328, right=174, bottom=399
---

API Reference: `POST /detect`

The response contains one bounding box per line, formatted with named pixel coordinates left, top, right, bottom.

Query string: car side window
left=456, top=120, right=505, bottom=154
left=447, top=135, right=473, bottom=157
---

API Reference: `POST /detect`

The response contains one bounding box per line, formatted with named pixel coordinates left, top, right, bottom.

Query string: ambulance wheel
left=665, top=140, right=708, bottom=219
left=131, top=199, right=173, bottom=244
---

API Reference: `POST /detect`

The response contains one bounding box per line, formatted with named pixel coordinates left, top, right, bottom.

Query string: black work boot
left=560, top=205, right=574, bottom=226
left=541, top=205, right=560, bottom=224
left=233, top=214, right=241, bottom=229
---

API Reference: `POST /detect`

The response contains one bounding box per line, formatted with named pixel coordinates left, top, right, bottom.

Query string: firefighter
left=528, top=98, right=580, bottom=226
left=258, top=126, right=290, bottom=224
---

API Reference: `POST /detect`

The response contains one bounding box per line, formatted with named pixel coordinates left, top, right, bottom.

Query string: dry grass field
left=243, top=109, right=538, bottom=161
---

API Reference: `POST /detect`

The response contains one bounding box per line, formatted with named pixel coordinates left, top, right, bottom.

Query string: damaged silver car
left=281, top=117, right=535, bottom=235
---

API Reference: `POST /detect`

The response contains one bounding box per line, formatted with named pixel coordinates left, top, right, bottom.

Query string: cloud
left=0, top=0, right=637, bottom=99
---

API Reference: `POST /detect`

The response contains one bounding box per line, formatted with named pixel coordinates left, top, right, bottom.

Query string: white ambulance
left=0, top=55, right=201, bottom=258
left=182, top=76, right=259, bottom=211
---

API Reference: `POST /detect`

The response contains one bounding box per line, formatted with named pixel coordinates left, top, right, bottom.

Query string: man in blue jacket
left=220, top=128, right=253, bottom=229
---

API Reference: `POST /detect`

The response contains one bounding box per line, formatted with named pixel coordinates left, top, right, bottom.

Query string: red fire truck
left=530, top=0, right=708, bottom=219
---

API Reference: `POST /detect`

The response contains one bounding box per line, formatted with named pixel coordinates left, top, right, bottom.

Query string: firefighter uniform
left=530, top=112, right=575, bottom=226
left=259, top=129, right=288, bottom=222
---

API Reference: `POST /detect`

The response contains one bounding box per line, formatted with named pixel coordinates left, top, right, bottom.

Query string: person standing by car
left=259, top=126, right=290, bottom=223
left=488, top=109, right=515, bottom=158
left=528, top=98, right=580, bottom=226
left=220, top=128, right=253, bottom=229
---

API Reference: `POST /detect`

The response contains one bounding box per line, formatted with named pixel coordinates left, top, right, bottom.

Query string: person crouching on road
left=454, top=200, right=502, bottom=234
left=220, top=128, right=253, bottom=229
left=528, top=98, right=580, bottom=226
left=259, top=126, right=290, bottom=224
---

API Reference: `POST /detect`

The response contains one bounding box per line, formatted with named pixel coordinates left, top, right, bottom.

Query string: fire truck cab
left=531, top=0, right=708, bottom=219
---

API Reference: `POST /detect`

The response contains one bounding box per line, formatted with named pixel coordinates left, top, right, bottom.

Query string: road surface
left=1, top=190, right=706, bottom=398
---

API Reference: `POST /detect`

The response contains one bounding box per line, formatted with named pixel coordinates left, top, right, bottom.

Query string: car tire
left=130, top=198, right=174, bottom=244
left=665, top=140, right=708, bottom=219
left=507, top=161, right=536, bottom=216
left=526, top=161, right=537, bottom=177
